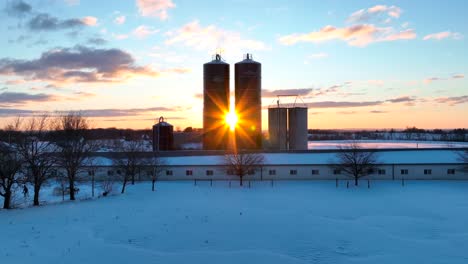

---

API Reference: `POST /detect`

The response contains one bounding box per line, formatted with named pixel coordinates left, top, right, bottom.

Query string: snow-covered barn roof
left=148, top=149, right=464, bottom=166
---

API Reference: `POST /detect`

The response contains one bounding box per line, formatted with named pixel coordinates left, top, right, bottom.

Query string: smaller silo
left=153, top=117, right=174, bottom=151
left=268, top=107, right=288, bottom=150
left=288, top=107, right=308, bottom=150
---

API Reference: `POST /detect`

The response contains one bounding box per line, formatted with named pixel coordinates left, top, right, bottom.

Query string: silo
left=235, top=54, right=262, bottom=150
left=288, top=107, right=308, bottom=150
left=268, top=107, right=288, bottom=150
left=203, top=54, right=230, bottom=150
left=153, top=117, right=174, bottom=151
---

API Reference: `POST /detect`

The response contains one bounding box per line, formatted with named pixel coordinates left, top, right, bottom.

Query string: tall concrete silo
left=268, top=107, right=288, bottom=150
left=288, top=107, right=308, bottom=150
left=203, top=54, right=230, bottom=150
left=235, top=54, right=262, bottom=150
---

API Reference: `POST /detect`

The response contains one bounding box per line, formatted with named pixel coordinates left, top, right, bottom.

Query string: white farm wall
left=72, top=163, right=468, bottom=182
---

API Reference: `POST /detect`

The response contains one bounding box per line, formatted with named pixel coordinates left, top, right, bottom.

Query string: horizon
left=1, top=0, right=467, bottom=130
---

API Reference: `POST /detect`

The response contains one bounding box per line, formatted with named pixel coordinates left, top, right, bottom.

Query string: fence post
left=229, top=180, right=231, bottom=188
left=271, top=179, right=273, bottom=187
left=367, top=179, right=370, bottom=189
left=194, top=179, right=197, bottom=186
left=402, top=178, right=405, bottom=187
left=210, top=179, right=213, bottom=187
left=249, top=181, right=251, bottom=189
left=347, top=181, right=349, bottom=189
left=336, top=178, right=338, bottom=188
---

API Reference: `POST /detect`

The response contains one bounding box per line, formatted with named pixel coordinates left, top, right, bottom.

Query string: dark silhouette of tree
left=0, top=138, right=23, bottom=209
left=112, top=139, right=148, bottom=194
left=15, top=116, right=57, bottom=206
left=223, top=152, right=264, bottom=186
left=149, top=153, right=166, bottom=191
left=330, top=142, right=380, bottom=186
left=54, top=112, right=94, bottom=201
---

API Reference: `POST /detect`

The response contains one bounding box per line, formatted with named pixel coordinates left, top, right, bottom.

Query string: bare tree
left=223, top=152, right=264, bottom=186
left=112, top=139, right=147, bottom=194
left=149, top=153, right=166, bottom=191
left=15, top=116, right=57, bottom=206
left=0, top=142, right=23, bottom=209
left=54, top=112, right=94, bottom=200
left=330, top=142, right=380, bottom=186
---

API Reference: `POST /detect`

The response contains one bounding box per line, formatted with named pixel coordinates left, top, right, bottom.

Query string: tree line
left=0, top=113, right=166, bottom=209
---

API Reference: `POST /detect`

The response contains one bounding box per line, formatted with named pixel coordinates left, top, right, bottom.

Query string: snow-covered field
left=308, top=140, right=468, bottom=149
left=1, top=181, right=468, bottom=264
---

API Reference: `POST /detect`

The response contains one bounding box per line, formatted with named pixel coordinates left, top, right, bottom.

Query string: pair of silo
left=202, top=54, right=262, bottom=150
left=268, top=106, right=308, bottom=150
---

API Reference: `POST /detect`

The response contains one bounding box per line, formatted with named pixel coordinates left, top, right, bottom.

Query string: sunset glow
left=225, top=111, right=238, bottom=132
left=0, top=0, right=466, bottom=130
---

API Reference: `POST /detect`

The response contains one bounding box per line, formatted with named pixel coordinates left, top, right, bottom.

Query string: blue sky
left=0, top=0, right=467, bottom=129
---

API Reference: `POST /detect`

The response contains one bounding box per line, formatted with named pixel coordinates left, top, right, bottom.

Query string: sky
left=0, top=0, right=467, bottom=130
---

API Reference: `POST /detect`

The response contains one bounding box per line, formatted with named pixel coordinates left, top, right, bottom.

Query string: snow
left=1, top=181, right=468, bottom=263
left=165, top=149, right=463, bottom=166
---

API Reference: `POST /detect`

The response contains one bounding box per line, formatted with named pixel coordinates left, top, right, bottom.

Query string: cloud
left=114, top=15, right=126, bottom=25
left=348, top=5, right=402, bottom=23
left=262, top=88, right=313, bottom=98
left=133, top=25, right=159, bottom=39
left=81, top=16, right=98, bottom=26
left=305, top=100, right=383, bottom=108
left=424, top=74, right=463, bottom=83
left=303, top=95, right=420, bottom=109
left=0, top=45, right=189, bottom=84
left=165, top=20, right=268, bottom=54
left=0, top=92, right=58, bottom=106
left=386, top=96, right=415, bottom=103
left=80, top=106, right=180, bottom=117
left=279, top=24, right=416, bottom=47
left=423, top=31, right=463, bottom=41
left=370, top=110, right=388, bottom=114
left=136, top=0, right=175, bottom=20
left=434, top=96, right=468, bottom=106
left=27, top=13, right=95, bottom=31
left=0, top=106, right=184, bottom=117
left=0, top=108, right=35, bottom=116
left=5, top=0, right=31, bottom=16
left=87, top=37, right=107, bottom=45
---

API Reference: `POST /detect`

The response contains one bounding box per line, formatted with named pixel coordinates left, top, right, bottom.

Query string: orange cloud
left=165, top=20, right=268, bottom=54
left=0, top=46, right=189, bottom=85
left=136, top=0, right=175, bottom=20
left=114, top=15, right=126, bottom=25
left=423, top=31, right=463, bottom=40
left=348, top=5, right=402, bottom=23
left=133, top=25, right=159, bottom=39
left=279, top=24, right=416, bottom=47
left=81, top=16, right=98, bottom=26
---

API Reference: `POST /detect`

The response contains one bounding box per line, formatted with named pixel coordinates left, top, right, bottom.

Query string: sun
left=225, top=111, right=238, bottom=131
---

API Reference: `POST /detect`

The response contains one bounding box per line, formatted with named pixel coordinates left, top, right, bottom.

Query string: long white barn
left=80, top=149, right=468, bottom=181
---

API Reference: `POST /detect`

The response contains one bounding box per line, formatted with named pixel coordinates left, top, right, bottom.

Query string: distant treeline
left=307, top=127, right=467, bottom=142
